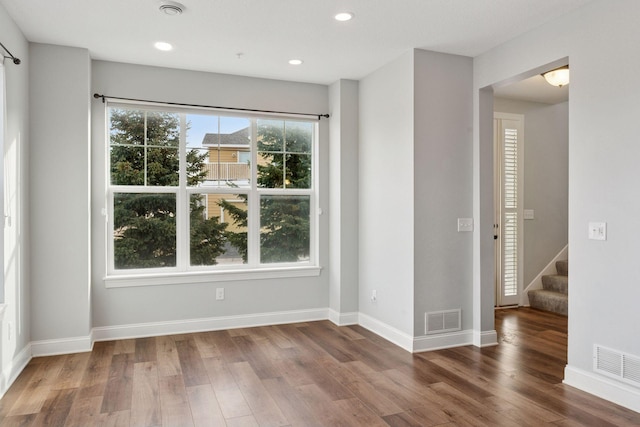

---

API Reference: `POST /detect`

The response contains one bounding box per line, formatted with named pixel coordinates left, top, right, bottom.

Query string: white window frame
left=104, top=101, right=321, bottom=287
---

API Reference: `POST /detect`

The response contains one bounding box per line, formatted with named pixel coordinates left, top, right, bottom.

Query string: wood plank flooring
left=1, top=308, right=639, bottom=426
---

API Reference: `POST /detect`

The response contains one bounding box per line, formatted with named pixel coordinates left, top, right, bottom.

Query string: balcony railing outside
left=203, top=162, right=250, bottom=181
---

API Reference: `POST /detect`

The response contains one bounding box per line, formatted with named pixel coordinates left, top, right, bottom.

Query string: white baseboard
left=357, top=313, right=413, bottom=352
left=413, top=330, right=474, bottom=353
left=474, top=329, right=499, bottom=347
left=92, top=308, right=329, bottom=342
left=564, top=365, right=640, bottom=413
left=31, top=334, right=93, bottom=357
left=328, top=309, right=359, bottom=326
left=0, top=343, right=31, bottom=399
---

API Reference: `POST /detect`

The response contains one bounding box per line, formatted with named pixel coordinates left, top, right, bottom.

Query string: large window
left=106, top=103, right=317, bottom=280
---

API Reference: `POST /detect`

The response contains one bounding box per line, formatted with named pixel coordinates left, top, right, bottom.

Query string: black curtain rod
left=0, top=41, right=21, bottom=65
left=93, top=93, right=330, bottom=120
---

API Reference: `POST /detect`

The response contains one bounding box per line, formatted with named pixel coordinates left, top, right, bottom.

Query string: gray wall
left=358, top=49, right=474, bottom=339
left=91, top=61, right=330, bottom=328
left=0, top=3, right=31, bottom=390
left=494, top=98, right=568, bottom=286
left=29, top=44, right=92, bottom=341
left=359, top=51, right=415, bottom=335
left=328, top=80, right=359, bottom=320
left=413, top=50, right=473, bottom=334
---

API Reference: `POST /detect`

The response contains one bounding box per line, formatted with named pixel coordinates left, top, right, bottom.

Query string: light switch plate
left=588, top=222, right=607, bottom=241
left=457, top=218, right=473, bottom=232
left=524, top=209, right=535, bottom=220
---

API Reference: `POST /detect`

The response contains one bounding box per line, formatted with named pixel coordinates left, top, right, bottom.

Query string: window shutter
left=502, top=127, right=519, bottom=297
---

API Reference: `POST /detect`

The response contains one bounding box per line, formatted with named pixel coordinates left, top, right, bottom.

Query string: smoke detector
left=159, top=1, right=185, bottom=15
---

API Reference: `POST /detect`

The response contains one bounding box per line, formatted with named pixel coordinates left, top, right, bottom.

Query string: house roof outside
left=202, top=128, right=249, bottom=147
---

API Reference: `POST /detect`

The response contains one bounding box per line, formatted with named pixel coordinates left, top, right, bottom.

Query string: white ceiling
left=1, top=0, right=592, bottom=86
left=494, top=74, right=569, bottom=105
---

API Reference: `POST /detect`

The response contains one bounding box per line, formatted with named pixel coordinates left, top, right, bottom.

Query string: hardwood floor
left=1, top=308, right=639, bottom=426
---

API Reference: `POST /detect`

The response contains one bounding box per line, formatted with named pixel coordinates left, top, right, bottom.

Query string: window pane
left=187, top=114, right=250, bottom=188
left=111, top=145, right=145, bottom=185
left=285, top=154, right=312, bottom=189
left=257, top=119, right=284, bottom=151
left=114, top=193, right=177, bottom=269
left=147, top=147, right=179, bottom=186
left=257, top=120, right=312, bottom=189
left=109, top=107, right=180, bottom=186
left=190, top=193, right=248, bottom=266
left=285, top=121, right=313, bottom=153
left=260, top=195, right=310, bottom=263
left=146, top=111, right=180, bottom=148
left=110, top=108, right=145, bottom=146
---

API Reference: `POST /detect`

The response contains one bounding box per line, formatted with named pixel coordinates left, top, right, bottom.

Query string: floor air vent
left=425, top=309, right=461, bottom=335
left=594, top=345, right=640, bottom=387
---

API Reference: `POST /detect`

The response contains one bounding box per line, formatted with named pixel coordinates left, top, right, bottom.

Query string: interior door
left=494, top=113, right=524, bottom=307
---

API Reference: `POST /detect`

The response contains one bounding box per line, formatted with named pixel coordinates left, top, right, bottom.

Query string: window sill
left=104, top=265, right=322, bottom=288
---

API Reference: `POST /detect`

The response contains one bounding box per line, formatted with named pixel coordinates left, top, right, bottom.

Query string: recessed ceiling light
left=288, top=59, right=303, bottom=65
left=154, top=41, right=173, bottom=51
left=334, top=12, right=354, bottom=22
left=159, top=1, right=185, bottom=15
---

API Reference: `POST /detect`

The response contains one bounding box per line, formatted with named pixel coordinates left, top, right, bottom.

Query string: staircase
left=528, top=260, right=568, bottom=316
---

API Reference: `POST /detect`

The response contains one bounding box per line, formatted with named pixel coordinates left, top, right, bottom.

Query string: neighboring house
left=200, top=128, right=250, bottom=228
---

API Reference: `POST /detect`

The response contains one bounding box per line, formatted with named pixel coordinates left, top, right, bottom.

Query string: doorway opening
left=492, top=63, right=569, bottom=315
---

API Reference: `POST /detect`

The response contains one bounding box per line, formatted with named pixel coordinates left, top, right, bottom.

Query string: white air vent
left=594, top=345, right=640, bottom=387
left=425, top=309, right=461, bottom=335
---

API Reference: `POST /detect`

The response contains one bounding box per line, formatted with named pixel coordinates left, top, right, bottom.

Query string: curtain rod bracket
left=93, top=93, right=106, bottom=103
left=0, top=41, right=21, bottom=65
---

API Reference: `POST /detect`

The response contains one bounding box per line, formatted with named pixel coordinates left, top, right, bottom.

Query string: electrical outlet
left=216, top=287, right=225, bottom=300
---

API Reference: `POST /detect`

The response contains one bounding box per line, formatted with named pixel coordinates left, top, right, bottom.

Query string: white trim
left=92, top=308, right=328, bottom=342
left=474, top=329, right=499, bottom=347
left=521, top=244, right=568, bottom=306
left=105, top=265, right=322, bottom=288
left=0, top=303, right=6, bottom=320
left=0, top=343, right=31, bottom=400
left=357, top=313, right=413, bottom=352
left=31, top=334, right=93, bottom=357
left=413, top=330, right=474, bottom=353
left=328, top=309, right=359, bottom=326
left=564, top=365, right=640, bottom=413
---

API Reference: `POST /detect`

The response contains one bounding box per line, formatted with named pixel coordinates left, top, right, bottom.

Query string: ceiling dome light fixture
left=154, top=41, right=173, bottom=51
left=159, top=1, right=185, bottom=16
left=288, top=59, right=303, bottom=65
left=334, top=12, right=354, bottom=22
left=542, top=66, right=570, bottom=87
